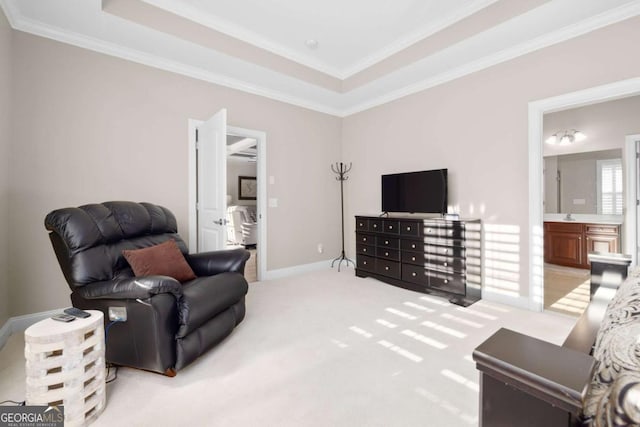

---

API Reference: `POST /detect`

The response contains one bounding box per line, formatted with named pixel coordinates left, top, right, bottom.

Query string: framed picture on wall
left=239, top=176, right=257, bottom=200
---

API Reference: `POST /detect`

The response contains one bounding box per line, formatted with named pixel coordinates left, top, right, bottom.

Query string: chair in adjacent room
left=45, top=201, right=250, bottom=376
left=226, top=205, right=257, bottom=247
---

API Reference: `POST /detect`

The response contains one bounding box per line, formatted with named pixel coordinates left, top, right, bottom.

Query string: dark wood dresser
left=355, top=215, right=482, bottom=306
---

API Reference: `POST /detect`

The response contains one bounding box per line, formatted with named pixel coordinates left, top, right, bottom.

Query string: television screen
left=381, top=169, right=447, bottom=214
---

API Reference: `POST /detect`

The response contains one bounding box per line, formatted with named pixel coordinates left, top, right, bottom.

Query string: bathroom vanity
left=544, top=216, right=622, bottom=269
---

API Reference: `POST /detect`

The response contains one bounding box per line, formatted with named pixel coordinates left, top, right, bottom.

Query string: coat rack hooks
left=331, top=162, right=354, bottom=272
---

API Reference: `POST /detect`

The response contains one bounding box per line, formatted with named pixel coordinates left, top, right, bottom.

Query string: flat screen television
left=381, top=169, right=448, bottom=214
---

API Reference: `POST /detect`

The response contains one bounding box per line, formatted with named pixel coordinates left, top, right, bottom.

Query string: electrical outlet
left=108, top=307, right=127, bottom=322
left=317, top=243, right=324, bottom=254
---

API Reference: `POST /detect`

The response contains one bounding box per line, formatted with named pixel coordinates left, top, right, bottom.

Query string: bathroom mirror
left=544, top=149, right=623, bottom=214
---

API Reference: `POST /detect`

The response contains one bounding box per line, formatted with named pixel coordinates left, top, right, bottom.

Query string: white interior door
left=197, top=109, right=227, bottom=252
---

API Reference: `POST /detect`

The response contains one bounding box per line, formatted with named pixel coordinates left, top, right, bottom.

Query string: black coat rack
left=331, top=162, right=354, bottom=272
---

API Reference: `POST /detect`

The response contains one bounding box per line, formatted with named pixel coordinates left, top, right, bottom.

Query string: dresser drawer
left=427, top=254, right=465, bottom=273
left=376, top=259, right=401, bottom=279
left=356, top=218, right=369, bottom=232
left=425, top=244, right=466, bottom=258
left=377, top=236, right=400, bottom=249
left=401, top=239, right=423, bottom=251
left=383, top=220, right=400, bottom=234
left=377, top=247, right=400, bottom=261
left=357, top=233, right=374, bottom=245
left=423, top=222, right=465, bottom=239
left=357, top=255, right=376, bottom=273
left=400, top=221, right=421, bottom=237
left=429, top=272, right=465, bottom=296
left=370, top=219, right=382, bottom=232
left=401, top=251, right=427, bottom=265
left=356, top=243, right=374, bottom=256
left=402, top=264, right=428, bottom=286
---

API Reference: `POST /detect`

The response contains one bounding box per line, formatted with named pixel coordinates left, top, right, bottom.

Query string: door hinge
left=195, top=128, right=199, bottom=142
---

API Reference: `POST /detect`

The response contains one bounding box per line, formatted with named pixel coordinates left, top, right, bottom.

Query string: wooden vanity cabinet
left=544, top=222, right=620, bottom=269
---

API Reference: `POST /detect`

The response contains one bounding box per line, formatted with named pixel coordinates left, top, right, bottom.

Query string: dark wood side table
left=473, top=328, right=595, bottom=427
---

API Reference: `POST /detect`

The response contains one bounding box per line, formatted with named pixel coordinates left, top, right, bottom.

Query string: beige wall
left=342, top=16, right=640, bottom=305
left=8, top=31, right=341, bottom=316
left=0, top=8, right=11, bottom=325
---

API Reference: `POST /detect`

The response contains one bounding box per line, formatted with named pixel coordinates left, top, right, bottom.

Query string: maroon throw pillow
left=122, top=239, right=196, bottom=282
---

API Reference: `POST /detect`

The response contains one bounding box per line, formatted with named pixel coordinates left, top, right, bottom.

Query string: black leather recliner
left=45, top=201, right=250, bottom=376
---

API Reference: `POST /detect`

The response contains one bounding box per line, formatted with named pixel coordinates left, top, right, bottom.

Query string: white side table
left=24, top=310, right=106, bottom=427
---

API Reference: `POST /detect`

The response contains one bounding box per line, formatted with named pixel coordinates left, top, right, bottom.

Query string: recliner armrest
left=185, top=249, right=250, bottom=276
left=74, top=276, right=183, bottom=300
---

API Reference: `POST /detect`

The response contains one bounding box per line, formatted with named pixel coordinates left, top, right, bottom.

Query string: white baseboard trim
left=0, top=308, right=62, bottom=350
left=263, top=259, right=346, bottom=281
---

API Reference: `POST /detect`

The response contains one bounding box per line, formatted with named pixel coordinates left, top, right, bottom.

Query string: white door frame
left=528, top=77, right=640, bottom=312
left=625, top=134, right=640, bottom=267
left=188, top=119, right=268, bottom=281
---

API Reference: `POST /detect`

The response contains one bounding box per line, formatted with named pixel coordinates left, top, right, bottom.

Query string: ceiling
left=2, top=0, right=640, bottom=116
left=141, top=0, right=498, bottom=78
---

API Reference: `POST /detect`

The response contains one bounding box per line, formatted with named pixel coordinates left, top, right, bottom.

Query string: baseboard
left=0, top=308, right=62, bottom=350
left=263, top=259, right=350, bottom=281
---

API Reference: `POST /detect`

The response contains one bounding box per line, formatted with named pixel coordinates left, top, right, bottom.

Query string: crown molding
left=142, top=0, right=499, bottom=80
left=3, top=3, right=343, bottom=117
left=339, top=0, right=499, bottom=79
left=341, top=0, right=640, bottom=116
left=140, top=0, right=345, bottom=78
left=3, top=0, right=640, bottom=118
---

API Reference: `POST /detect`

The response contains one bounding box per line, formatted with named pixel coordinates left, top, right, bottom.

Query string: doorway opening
left=187, top=114, right=267, bottom=282
left=528, top=78, right=640, bottom=312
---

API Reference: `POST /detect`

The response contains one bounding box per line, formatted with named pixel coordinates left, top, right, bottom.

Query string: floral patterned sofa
left=582, top=267, right=640, bottom=426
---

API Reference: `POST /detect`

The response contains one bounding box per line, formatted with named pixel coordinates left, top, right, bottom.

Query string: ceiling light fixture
left=305, top=39, right=319, bottom=50
left=545, top=129, right=586, bottom=145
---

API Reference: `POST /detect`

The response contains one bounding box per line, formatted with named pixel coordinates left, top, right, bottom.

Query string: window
left=597, top=159, right=623, bottom=215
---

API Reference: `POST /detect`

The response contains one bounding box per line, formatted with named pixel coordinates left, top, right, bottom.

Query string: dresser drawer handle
left=444, top=279, right=448, bottom=284
left=363, top=248, right=367, bottom=252
left=363, top=237, right=367, bottom=242
left=385, top=266, right=390, bottom=271
left=389, top=225, right=393, bottom=229
left=385, top=252, right=389, bottom=256
left=443, top=249, right=448, bottom=254
left=412, top=272, right=417, bottom=277
left=384, top=240, right=389, bottom=245
left=359, top=222, right=363, bottom=227
left=443, top=262, right=448, bottom=267
left=411, top=256, right=416, bottom=261
left=373, top=224, right=378, bottom=228
left=363, top=261, right=367, bottom=265
left=406, top=226, right=411, bottom=231
left=427, top=228, right=432, bottom=233
left=448, top=230, right=453, bottom=235
left=411, top=244, right=416, bottom=249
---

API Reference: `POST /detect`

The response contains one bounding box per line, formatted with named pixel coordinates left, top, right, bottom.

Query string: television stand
left=354, top=215, right=482, bottom=306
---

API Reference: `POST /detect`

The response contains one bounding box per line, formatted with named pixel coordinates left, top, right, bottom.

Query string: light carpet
left=0, top=268, right=576, bottom=426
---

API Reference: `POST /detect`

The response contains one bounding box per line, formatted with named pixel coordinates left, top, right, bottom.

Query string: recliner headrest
left=45, top=201, right=178, bottom=254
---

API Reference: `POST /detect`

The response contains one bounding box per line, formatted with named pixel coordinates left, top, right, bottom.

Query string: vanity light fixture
left=545, top=129, right=586, bottom=145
